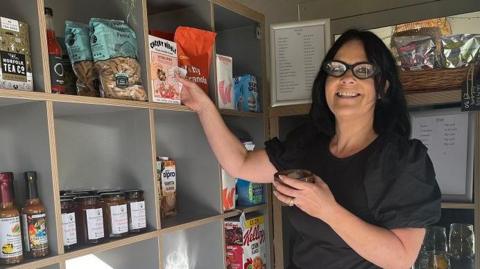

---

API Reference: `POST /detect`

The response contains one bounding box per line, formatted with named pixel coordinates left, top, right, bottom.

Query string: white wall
left=298, top=0, right=480, bottom=34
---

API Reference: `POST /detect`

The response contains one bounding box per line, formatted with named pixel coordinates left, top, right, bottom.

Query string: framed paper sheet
left=410, top=107, right=475, bottom=202
left=270, top=19, right=330, bottom=107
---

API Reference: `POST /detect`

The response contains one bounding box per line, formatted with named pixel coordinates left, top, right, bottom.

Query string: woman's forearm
left=197, top=101, right=248, bottom=176
left=324, top=204, right=424, bottom=269
left=196, top=102, right=276, bottom=183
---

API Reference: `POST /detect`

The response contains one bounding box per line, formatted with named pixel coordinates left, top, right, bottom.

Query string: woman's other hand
left=177, top=74, right=212, bottom=113
left=273, top=175, right=338, bottom=220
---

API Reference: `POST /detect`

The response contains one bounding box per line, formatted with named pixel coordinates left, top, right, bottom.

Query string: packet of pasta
left=89, top=18, right=147, bottom=101
left=174, top=26, right=216, bottom=93
left=64, top=21, right=99, bottom=96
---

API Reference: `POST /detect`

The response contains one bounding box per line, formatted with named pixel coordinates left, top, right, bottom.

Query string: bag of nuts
left=64, top=21, right=99, bottom=96
left=89, top=18, right=147, bottom=101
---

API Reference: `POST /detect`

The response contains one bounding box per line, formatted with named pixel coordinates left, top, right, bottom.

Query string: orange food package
left=174, top=26, right=216, bottom=93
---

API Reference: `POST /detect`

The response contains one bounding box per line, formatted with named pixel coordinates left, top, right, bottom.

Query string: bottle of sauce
left=0, top=172, right=23, bottom=264
left=21, top=171, right=49, bottom=258
left=44, top=7, right=65, bottom=94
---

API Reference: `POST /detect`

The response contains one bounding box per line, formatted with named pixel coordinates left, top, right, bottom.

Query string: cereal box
left=156, top=157, right=177, bottom=217
left=149, top=35, right=182, bottom=104
left=216, top=54, right=234, bottom=109
left=225, top=212, right=266, bottom=269
left=222, top=168, right=236, bottom=211
left=233, top=75, right=260, bottom=112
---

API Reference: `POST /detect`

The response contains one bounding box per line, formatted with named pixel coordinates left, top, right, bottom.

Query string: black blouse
left=265, top=123, right=441, bottom=269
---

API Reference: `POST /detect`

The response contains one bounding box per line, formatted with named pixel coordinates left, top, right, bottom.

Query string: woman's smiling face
left=324, top=39, right=377, bottom=121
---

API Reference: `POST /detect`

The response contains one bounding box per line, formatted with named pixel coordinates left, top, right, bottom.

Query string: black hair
left=309, top=29, right=411, bottom=138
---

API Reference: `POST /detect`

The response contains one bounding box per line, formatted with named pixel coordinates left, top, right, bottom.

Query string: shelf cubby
left=0, top=100, right=60, bottom=256
left=43, top=0, right=149, bottom=94
left=52, top=103, right=157, bottom=230
left=153, top=110, right=221, bottom=228
left=161, top=220, right=224, bottom=268
left=213, top=2, right=264, bottom=112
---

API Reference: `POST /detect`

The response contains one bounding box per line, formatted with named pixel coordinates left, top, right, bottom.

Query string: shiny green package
left=441, top=34, right=480, bottom=68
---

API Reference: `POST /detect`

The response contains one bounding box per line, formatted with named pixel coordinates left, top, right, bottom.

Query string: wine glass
left=448, top=223, right=475, bottom=269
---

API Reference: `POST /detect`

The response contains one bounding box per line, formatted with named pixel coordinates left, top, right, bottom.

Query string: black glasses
left=322, top=60, right=378, bottom=79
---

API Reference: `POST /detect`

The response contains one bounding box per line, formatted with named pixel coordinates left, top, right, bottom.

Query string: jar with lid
left=100, top=192, right=128, bottom=238
left=60, top=196, right=77, bottom=250
left=97, top=189, right=121, bottom=196
left=124, top=189, right=146, bottom=233
left=74, top=195, right=104, bottom=244
left=70, top=188, right=97, bottom=196
left=60, top=190, right=72, bottom=197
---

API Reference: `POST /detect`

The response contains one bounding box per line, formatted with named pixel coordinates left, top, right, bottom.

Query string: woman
left=178, top=29, right=441, bottom=269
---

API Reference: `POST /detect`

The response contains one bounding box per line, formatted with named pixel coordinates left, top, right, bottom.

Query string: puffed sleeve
left=364, top=137, right=441, bottom=229
left=264, top=122, right=317, bottom=171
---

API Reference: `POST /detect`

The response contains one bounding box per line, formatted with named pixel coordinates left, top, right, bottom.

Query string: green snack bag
left=89, top=18, right=146, bottom=101
left=65, top=20, right=99, bottom=96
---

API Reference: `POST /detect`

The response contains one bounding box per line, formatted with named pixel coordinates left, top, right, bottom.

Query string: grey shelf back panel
left=154, top=110, right=221, bottom=216
left=214, top=4, right=257, bottom=31
left=53, top=104, right=157, bottom=229
left=0, top=101, right=59, bottom=254
left=162, top=220, right=223, bottom=269
left=0, top=0, right=45, bottom=90
left=224, top=116, right=265, bottom=148
left=147, top=0, right=212, bottom=32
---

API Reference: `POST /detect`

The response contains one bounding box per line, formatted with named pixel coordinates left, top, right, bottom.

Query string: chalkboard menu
left=461, top=67, right=480, bottom=111
left=270, top=19, right=330, bottom=107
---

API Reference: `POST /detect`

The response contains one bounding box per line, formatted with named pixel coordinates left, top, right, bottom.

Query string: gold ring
left=288, top=198, right=295, bottom=207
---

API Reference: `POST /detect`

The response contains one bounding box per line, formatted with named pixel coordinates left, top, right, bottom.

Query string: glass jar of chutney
left=60, top=196, right=78, bottom=250
left=74, top=195, right=104, bottom=245
left=124, top=189, right=146, bottom=233
left=100, top=192, right=128, bottom=238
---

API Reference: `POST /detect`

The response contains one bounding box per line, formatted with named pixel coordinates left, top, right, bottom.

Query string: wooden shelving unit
left=0, top=0, right=271, bottom=268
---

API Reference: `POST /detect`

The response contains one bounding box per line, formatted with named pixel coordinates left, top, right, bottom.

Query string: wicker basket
left=399, top=66, right=475, bottom=93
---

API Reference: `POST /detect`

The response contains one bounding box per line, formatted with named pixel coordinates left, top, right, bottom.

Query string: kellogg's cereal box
left=156, top=156, right=177, bottom=217
left=225, top=213, right=266, bottom=269
left=149, top=35, right=182, bottom=104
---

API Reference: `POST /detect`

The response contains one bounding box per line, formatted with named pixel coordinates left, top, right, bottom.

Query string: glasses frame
left=322, top=60, right=379, bottom=80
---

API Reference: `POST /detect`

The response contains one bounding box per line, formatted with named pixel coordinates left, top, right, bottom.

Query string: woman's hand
left=273, top=175, right=338, bottom=220
left=177, top=75, right=212, bottom=113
